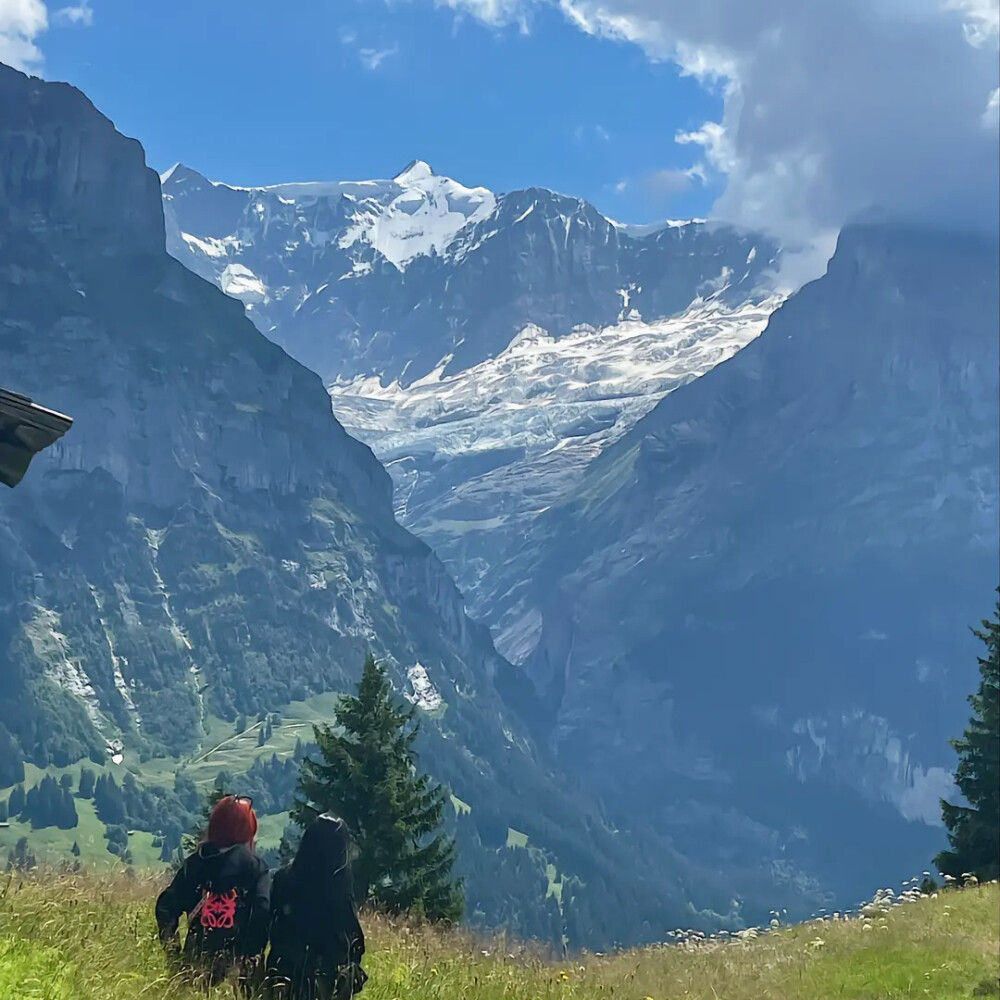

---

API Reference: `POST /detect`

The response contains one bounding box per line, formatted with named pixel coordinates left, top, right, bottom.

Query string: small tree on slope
left=935, top=591, right=1000, bottom=883
left=291, top=653, right=463, bottom=923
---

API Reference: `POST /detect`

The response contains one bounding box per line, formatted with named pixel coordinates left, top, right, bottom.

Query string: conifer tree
left=8, top=783, right=25, bottom=816
left=0, top=723, right=24, bottom=788
left=935, top=592, right=1000, bottom=882
left=291, top=653, right=463, bottom=923
left=78, top=767, right=96, bottom=799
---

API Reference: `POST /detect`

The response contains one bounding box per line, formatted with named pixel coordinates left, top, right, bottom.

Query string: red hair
left=205, top=795, right=258, bottom=849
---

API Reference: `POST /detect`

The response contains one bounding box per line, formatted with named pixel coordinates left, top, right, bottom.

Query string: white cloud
left=437, top=0, right=1000, bottom=251
left=435, top=0, right=527, bottom=26
left=946, top=0, right=999, bottom=45
left=52, top=1, right=92, bottom=26
left=0, top=0, right=94, bottom=70
left=359, top=43, right=399, bottom=70
left=0, top=0, right=48, bottom=70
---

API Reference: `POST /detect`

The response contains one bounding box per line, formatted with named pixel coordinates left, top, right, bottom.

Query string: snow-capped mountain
left=162, top=162, right=783, bottom=616
left=163, top=158, right=496, bottom=276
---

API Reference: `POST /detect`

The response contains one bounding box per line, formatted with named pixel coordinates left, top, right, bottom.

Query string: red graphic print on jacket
left=198, top=888, right=239, bottom=930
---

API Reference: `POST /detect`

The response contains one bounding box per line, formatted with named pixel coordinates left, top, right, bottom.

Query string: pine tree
left=8, top=783, right=25, bottom=817
left=78, top=767, right=96, bottom=799
left=291, top=653, right=463, bottom=923
left=93, top=774, right=126, bottom=825
left=935, top=592, right=1000, bottom=882
left=0, top=723, right=25, bottom=788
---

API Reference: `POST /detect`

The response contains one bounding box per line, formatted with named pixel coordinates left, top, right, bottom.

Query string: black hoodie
left=266, top=814, right=365, bottom=990
left=156, top=841, right=271, bottom=959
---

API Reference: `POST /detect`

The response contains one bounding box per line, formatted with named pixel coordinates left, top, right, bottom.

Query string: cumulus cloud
left=437, top=0, right=1000, bottom=246
left=0, top=0, right=48, bottom=70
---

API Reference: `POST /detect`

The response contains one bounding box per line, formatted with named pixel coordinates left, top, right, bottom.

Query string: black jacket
left=266, top=865, right=365, bottom=986
left=156, top=842, right=271, bottom=959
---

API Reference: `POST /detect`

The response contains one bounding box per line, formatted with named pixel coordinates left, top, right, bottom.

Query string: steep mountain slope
left=496, top=222, right=1000, bottom=908
left=0, top=62, right=781, bottom=948
left=162, top=164, right=784, bottom=626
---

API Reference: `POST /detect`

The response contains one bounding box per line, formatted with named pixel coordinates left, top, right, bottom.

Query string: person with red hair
left=156, top=794, right=271, bottom=993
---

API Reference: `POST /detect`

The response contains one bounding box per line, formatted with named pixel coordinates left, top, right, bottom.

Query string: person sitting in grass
left=263, top=812, right=367, bottom=1000
left=155, top=794, right=272, bottom=994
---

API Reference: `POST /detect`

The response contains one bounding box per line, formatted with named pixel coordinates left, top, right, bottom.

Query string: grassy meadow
left=0, top=870, right=996, bottom=1000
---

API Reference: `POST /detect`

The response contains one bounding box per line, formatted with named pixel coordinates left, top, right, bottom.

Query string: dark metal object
left=0, top=388, right=73, bottom=488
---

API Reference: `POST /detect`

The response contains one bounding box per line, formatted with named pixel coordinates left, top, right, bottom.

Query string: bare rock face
left=0, top=65, right=164, bottom=258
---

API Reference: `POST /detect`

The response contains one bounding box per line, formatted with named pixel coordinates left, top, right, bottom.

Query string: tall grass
left=0, top=869, right=997, bottom=999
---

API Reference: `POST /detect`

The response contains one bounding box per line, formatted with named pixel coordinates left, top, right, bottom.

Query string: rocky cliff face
left=1, top=73, right=163, bottom=258
left=162, top=160, right=785, bottom=629
left=0, top=63, right=771, bottom=947
left=496, top=221, right=1000, bottom=908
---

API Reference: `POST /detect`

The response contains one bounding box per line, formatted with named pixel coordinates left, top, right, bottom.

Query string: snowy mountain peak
left=394, top=159, right=436, bottom=184
left=160, top=162, right=210, bottom=188
left=337, top=162, right=496, bottom=270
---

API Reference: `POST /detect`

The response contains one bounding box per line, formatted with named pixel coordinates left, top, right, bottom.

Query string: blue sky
left=11, top=0, right=997, bottom=246
left=37, top=0, right=721, bottom=223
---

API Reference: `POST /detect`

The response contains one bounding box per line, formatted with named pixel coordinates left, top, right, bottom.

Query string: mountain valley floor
left=0, top=870, right=996, bottom=1000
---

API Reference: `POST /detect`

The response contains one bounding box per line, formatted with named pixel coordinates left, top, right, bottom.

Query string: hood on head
left=292, top=811, right=351, bottom=877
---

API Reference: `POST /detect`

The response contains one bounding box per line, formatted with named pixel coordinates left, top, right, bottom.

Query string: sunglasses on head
left=233, top=795, right=253, bottom=809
